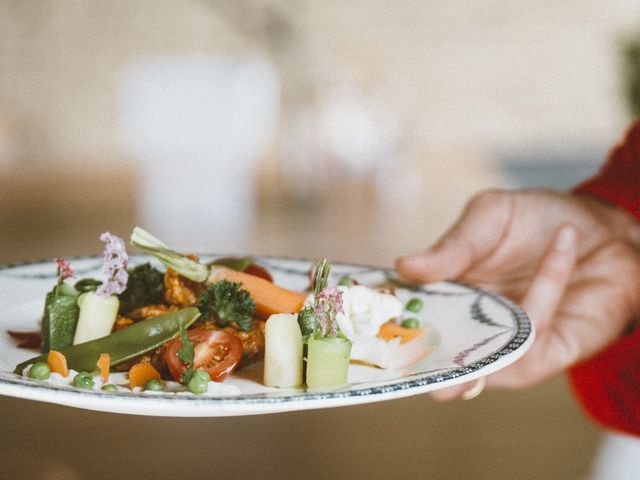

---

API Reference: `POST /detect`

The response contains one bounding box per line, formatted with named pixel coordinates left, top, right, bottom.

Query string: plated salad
left=11, top=228, right=431, bottom=395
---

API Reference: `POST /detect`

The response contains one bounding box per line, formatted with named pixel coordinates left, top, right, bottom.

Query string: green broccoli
left=118, top=263, right=165, bottom=315
left=197, top=280, right=256, bottom=331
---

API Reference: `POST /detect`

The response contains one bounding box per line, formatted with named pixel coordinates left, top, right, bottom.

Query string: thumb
left=396, top=190, right=514, bottom=283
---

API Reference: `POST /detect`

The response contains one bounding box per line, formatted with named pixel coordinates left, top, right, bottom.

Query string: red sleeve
left=568, top=121, right=640, bottom=436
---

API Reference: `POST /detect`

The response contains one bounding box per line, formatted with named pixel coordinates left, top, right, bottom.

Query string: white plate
left=0, top=256, right=533, bottom=416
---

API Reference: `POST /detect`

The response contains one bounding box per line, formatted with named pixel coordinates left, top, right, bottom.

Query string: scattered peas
left=401, top=318, right=421, bottom=329
left=187, top=376, right=208, bottom=395
left=144, top=379, right=164, bottom=392
left=337, top=275, right=352, bottom=286
left=28, top=362, right=51, bottom=380
left=73, top=371, right=95, bottom=390
left=405, top=298, right=423, bottom=313
left=101, top=384, right=118, bottom=392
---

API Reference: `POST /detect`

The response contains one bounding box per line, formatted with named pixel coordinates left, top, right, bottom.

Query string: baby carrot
left=207, top=265, right=306, bottom=319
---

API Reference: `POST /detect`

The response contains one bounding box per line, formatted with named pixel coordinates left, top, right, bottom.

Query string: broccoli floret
left=118, top=263, right=165, bottom=315
left=198, top=280, right=256, bottom=331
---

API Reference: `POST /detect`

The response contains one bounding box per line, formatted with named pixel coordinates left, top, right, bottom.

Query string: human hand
left=395, top=189, right=640, bottom=400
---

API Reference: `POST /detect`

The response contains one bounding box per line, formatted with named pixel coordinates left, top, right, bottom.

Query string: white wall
left=0, top=0, right=638, bottom=169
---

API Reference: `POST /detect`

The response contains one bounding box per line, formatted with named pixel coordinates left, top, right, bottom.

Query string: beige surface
left=0, top=166, right=602, bottom=480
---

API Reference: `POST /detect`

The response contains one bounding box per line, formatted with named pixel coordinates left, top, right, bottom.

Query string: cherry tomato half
left=164, top=328, right=243, bottom=383
left=244, top=263, right=273, bottom=282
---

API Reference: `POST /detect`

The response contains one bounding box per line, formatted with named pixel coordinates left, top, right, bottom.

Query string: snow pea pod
left=15, top=307, right=200, bottom=375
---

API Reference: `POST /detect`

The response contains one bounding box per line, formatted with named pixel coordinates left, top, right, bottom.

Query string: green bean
left=15, top=307, right=200, bottom=374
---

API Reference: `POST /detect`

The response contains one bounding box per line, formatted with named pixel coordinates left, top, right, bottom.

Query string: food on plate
left=12, top=227, right=432, bottom=395
left=263, top=313, right=303, bottom=388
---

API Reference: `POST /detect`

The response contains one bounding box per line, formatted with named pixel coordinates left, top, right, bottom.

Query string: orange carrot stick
left=128, top=363, right=161, bottom=389
left=378, top=322, right=425, bottom=344
left=97, top=353, right=110, bottom=383
left=207, top=265, right=307, bottom=319
left=47, top=350, right=69, bottom=377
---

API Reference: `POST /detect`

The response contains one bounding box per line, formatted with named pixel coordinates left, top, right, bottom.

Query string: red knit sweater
left=569, top=121, right=640, bottom=436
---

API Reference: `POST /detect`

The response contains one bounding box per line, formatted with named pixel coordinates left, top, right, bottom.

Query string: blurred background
left=1, top=1, right=639, bottom=479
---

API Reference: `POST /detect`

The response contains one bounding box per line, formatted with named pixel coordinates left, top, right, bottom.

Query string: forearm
left=569, top=121, right=640, bottom=436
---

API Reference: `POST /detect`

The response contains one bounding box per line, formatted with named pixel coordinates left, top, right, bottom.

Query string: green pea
left=192, top=369, right=211, bottom=383
left=101, top=384, right=118, bottom=392
left=73, top=371, right=95, bottom=390
left=405, top=298, right=423, bottom=313
left=28, top=362, right=51, bottom=380
left=187, top=377, right=208, bottom=395
left=144, top=379, right=164, bottom=391
left=401, top=318, right=421, bottom=329
left=337, top=275, right=352, bottom=286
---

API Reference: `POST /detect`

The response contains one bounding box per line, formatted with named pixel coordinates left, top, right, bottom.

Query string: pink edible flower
left=314, top=287, right=344, bottom=337
left=55, top=257, right=75, bottom=283
left=96, top=232, right=129, bottom=298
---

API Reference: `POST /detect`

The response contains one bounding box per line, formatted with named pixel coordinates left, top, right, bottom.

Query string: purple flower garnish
left=96, top=232, right=129, bottom=298
left=314, top=287, right=344, bottom=337
left=55, top=257, right=75, bottom=283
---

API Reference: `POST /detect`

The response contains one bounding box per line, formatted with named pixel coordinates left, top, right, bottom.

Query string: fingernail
left=555, top=226, right=576, bottom=251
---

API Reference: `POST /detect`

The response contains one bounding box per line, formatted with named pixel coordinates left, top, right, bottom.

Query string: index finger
left=396, top=190, right=515, bottom=283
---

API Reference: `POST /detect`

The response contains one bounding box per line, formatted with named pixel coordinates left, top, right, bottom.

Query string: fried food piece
left=224, top=320, right=266, bottom=366
left=164, top=266, right=205, bottom=307
left=113, top=348, right=168, bottom=375
left=128, top=304, right=179, bottom=322
left=113, top=315, right=134, bottom=332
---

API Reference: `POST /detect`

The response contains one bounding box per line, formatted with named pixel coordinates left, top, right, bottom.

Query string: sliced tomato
left=208, top=257, right=273, bottom=282
left=164, top=328, right=243, bottom=382
left=244, top=263, right=273, bottom=282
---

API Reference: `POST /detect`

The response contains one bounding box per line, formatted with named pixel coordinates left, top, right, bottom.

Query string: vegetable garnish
left=47, top=350, right=69, bottom=377
left=55, top=257, right=75, bottom=283
left=131, top=227, right=305, bottom=318
left=313, top=287, right=344, bottom=337
left=15, top=307, right=201, bottom=374
left=118, top=263, right=164, bottom=315
left=177, top=321, right=195, bottom=384
left=378, top=321, right=424, bottom=344
left=264, top=313, right=304, bottom=388
left=96, top=232, right=129, bottom=298
left=305, top=286, right=352, bottom=389
left=207, top=266, right=305, bottom=319
left=41, top=272, right=80, bottom=353
left=197, top=280, right=256, bottom=332
left=164, top=329, right=242, bottom=383
left=311, top=258, right=330, bottom=295
left=73, top=232, right=130, bottom=345
left=298, top=258, right=331, bottom=337
left=296, top=259, right=352, bottom=390
left=74, top=278, right=102, bottom=293
left=128, top=363, right=161, bottom=389
left=130, top=227, right=208, bottom=282
left=97, top=353, right=110, bottom=383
